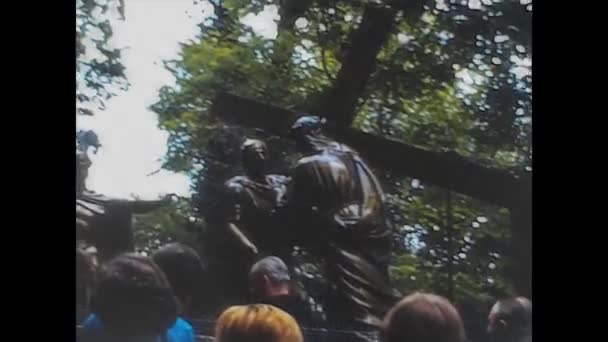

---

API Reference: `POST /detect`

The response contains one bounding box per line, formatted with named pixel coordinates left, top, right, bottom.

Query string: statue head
left=289, top=115, right=328, bottom=152
left=241, top=139, right=268, bottom=180
left=77, top=130, right=101, bottom=154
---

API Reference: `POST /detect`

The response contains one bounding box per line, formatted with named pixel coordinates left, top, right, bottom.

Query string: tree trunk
left=315, top=5, right=397, bottom=127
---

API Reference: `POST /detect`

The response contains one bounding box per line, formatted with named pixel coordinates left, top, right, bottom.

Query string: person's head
left=381, top=292, right=466, bottom=342
left=90, top=253, right=179, bottom=338
left=151, top=243, right=206, bottom=313
left=289, top=115, right=328, bottom=153
left=215, top=304, right=303, bottom=342
left=76, top=248, right=97, bottom=321
left=241, top=139, right=268, bottom=179
left=248, top=256, right=291, bottom=300
left=487, top=297, right=532, bottom=341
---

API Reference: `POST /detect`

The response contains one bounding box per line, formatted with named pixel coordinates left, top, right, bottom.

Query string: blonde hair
left=215, top=304, right=303, bottom=342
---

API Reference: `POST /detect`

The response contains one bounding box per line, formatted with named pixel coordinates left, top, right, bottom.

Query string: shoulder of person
left=167, top=318, right=196, bottom=342
left=173, top=318, right=194, bottom=331
left=79, top=314, right=105, bottom=342
left=81, top=314, right=102, bottom=331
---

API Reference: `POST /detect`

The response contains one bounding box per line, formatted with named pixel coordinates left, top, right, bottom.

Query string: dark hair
left=90, top=253, right=179, bottom=337
left=382, top=292, right=466, bottom=342
left=151, top=243, right=206, bottom=304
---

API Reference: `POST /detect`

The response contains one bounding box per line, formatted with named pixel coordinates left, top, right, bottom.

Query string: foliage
left=132, top=197, right=202, bottom=255
left=149, top=0, right=531, bottom=337
left=76, top=0, right=127, bottom=115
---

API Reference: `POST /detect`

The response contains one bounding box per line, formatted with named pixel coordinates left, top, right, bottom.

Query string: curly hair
left=381, top=292, right=466, bottom=342
left=90, top=253, right=179, bottom=337
left=215, top=304, right=303, bottom=342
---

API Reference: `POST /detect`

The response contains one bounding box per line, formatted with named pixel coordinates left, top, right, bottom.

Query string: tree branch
left=314, top=4, right=397, bottom=127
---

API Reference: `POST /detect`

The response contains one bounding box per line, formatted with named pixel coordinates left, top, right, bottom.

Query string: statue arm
left=226, top=222, right=258, bottom=255
left=224, top=180, right=258, bottom=255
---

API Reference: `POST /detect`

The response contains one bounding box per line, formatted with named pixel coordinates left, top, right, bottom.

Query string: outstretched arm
left=223, top=181, right=259, bottom=256
left=227, top=221, right=258, bottom=256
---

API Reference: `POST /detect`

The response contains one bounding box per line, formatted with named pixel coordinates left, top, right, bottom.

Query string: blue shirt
left=79, top=314, right=195, bottom=342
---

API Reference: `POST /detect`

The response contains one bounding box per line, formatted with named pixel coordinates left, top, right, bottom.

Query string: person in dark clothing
left=152, top=243, right=208, bottom=316
left=487, top=297, right=532, bottom=342
left=381, top=292, right=466, bottom=342
left=248, top=256, right=315, bottom=326
left=80, top=253, right=195, bottom=342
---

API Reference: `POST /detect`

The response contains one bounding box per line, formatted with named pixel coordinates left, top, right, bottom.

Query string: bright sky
left=77, top=0, right=207, bottom=200
left=77, top=0, right=279, bottom=200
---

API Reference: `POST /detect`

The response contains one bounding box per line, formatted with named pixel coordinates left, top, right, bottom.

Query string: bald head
left=382, top=293, right=466, bottom=342
left=488, top=297, right=532, bottom=341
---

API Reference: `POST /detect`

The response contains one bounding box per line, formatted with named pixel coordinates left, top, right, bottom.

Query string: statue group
left=222, top=116, right=401, bottom=340
left=76, top=115, right=400, bottom=341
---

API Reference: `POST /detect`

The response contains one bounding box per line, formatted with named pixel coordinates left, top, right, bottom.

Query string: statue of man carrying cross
left=283, top=115, right=401, bottom=338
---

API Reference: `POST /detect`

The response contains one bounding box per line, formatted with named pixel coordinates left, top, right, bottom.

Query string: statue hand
left=246, top=243, right=259, bottom=256
left=162, top=193, right=178, bottom=203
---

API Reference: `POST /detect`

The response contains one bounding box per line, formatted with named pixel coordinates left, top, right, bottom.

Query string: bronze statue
left=76, top=130, right=171, bottom=261
left=217, top=139, right=290, bottom=302
left=222, top=139, right=289, bottom=258
left=284, top=116, right=401, bottom=338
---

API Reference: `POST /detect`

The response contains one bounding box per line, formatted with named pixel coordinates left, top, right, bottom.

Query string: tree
left=76, top=0, right=128, bottom=115
left=132, top=197, right=201, bottom=255
left=151, top=0, right=531, bottom=336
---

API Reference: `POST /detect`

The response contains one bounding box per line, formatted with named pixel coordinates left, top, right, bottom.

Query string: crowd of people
left=76, top=245, right=531, bottom=342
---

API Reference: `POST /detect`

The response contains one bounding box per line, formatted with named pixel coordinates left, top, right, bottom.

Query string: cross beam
left=210, top=92, right=530, bottom=209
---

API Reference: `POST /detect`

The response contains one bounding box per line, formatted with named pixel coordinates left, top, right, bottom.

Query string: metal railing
left=187, top=318, right=381, bottom=342
left=77, top=319, right=381, bottom=342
